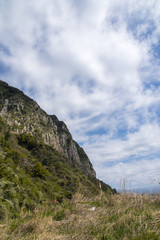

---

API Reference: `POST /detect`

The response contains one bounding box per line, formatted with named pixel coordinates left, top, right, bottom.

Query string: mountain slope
left=0, top=80, right=116, bottom=218
left=0, top=80, right=95, bottom=177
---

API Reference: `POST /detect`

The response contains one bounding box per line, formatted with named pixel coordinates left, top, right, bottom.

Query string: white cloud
left=95, top=158, right=160, bottom=190
left=0, top=0, right=160, bottom=190
left=86, top=123, right=160, bottom=162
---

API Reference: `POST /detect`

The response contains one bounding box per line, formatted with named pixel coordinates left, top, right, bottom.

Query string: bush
left=18, top=133, right=38, bottom=150
left=31, top=162, right=49, bottom=179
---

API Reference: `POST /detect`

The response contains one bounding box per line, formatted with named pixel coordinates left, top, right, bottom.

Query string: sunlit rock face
left=0, top=80, right=96, bottom=177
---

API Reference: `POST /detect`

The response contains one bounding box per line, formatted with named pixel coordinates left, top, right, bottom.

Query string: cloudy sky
left=0, top=0, right=160, bottom=190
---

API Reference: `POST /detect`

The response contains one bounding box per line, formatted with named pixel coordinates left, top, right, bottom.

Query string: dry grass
left=1, top=193, right=160, bottom=240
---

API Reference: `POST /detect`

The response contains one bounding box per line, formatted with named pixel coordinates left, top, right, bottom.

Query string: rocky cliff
left=0, top=80, right=95, bottom=177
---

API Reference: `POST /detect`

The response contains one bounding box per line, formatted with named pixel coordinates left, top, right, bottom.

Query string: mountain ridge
left=0, top=79, right=116, bottom=218
left=0, top=80, right=95, bottom=177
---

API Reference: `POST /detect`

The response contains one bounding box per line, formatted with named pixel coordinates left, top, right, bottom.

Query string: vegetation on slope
left=0, top=116, right=115, bottom=219
left=0, top=80, right=96, bottom=177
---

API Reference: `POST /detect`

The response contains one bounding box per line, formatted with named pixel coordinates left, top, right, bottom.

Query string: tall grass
left=0, top=192, right=160, bottom=240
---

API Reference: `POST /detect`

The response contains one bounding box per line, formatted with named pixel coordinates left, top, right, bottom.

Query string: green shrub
left=31, top=162, right=49, bottom=178
left=18, top=133, right=38, bottom=150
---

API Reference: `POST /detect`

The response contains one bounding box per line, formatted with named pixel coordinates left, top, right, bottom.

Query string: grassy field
left=1, top=192, right=160, bottom=240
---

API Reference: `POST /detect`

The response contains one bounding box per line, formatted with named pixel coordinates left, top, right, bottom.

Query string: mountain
left=0, top=80, right=116, bottom=218
left=0, top=80, right=95, bottom=177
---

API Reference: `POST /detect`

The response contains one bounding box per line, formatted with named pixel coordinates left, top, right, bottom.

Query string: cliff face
left=0, top=80, right=96, bottom=177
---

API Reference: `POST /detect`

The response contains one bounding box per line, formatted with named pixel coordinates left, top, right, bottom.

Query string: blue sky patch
left=0, top=61, right=10, bottom=74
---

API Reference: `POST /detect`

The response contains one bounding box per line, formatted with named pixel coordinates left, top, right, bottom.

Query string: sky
left=0, top=0, right=160, bottom=191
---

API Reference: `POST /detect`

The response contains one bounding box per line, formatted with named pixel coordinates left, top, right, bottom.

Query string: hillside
left=0, top=80, right=95, bottom=176
left=0, top=80, right=116, bottom=219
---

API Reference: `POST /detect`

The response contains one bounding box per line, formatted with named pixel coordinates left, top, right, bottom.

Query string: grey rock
left=0, top=80, right=96, bottom=177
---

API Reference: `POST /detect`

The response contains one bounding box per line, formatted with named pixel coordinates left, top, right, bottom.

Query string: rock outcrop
left=0, top=80, right=96, bottom=177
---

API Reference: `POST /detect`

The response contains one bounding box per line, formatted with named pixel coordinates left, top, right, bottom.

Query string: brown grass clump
left=0, top=192, right=160, bottom=240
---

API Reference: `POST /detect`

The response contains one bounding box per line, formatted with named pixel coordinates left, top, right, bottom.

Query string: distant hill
left=0, top=80, right=116, bottom=218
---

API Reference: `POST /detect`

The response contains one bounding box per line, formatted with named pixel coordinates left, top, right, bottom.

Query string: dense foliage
left=0, top=117, right=115, bottom=219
